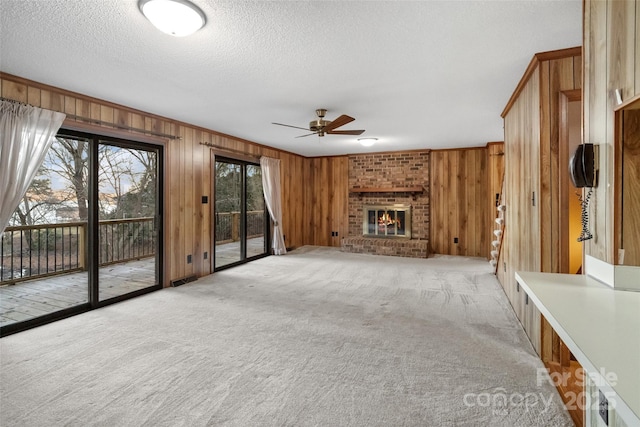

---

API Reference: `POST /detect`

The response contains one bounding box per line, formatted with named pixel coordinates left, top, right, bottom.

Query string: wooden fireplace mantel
left=349, top=186, right=423, bottom=194
left=349, top=186, right=424, bottom=199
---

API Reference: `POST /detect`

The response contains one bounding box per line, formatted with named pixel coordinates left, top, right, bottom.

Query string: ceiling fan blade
left=272, top=122, right=310, bottom=131
left=295, top=132, right=319, bottom=138
left=324, top=114, right=355, bottom=132
left=327, top=129, right=365, bottom=135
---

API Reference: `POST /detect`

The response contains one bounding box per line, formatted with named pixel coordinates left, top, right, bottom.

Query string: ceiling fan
left=272, top=108, right=365, bottom=138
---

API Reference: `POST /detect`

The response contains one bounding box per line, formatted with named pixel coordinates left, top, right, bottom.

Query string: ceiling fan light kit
left=139, top=0, right=206, bottom=37
left=273, top=108, right=365, bottom=138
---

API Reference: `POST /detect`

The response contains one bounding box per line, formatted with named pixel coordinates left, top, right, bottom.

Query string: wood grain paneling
left=500, top=47, right=582, bottom=354
left=503, top=64, right=541, bottom=346
left=583, top=0, right=640, bottom=265
left=429, top=147, right=488, bottom=257
left=305, top=156, right=349, bottom=247
left=0, top=73, right=307, bottom=286
left=583, top=2, right=611, bottom=263
left=541, top=56, right=580, bottom=274
left=279, top=152, right=305, bottom=249
left=621, top=108, right=640, bottom=265
left=330, top=156, right=349, bottom=247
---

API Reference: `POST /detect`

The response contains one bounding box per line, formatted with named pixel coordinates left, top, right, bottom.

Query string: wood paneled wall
left=539, top=52, right=582, bottom=274
left=583, top=0, right=640, bottom=264
left=0, top=73, right=307, bottom=286
left=502, top=65, right=541, bottom=347
left=500, top=47, right=581, bottom=354
left=430, top=147, right=489, bottom=257
left=305, top=156, right=349, bottom=247
left=621, top=108, right=640, bottom=266
left=279, top=151, right=307, bottom=249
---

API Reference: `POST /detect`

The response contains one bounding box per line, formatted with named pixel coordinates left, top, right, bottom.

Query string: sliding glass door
left=245, top=164, right=266, bottom=258
left=97, top=141, right=160, bottom=301
left=0, top=130, right=162, bottom=335
left=0, top=135, right=90, bottom=331
left=214, top=158, right=268, bottom=270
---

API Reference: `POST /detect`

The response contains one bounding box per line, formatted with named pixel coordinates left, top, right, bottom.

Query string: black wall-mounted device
left=569, top=143, right=597, bottom=241
left=569, top=143, right=597, bottom=188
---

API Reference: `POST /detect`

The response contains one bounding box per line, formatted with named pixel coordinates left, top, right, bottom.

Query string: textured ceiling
left=0, top=0, right=582, bottom=156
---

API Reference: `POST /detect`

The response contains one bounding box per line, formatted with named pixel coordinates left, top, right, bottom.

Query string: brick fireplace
left=342, top=151, right=430, bottom=258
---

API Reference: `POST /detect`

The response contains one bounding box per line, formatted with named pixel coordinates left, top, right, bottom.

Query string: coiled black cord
left=578, top=188, right=593, bottom=242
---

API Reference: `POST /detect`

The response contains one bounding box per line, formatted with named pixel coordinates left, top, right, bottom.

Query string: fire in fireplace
left=362, top=205, right=412, bottom=238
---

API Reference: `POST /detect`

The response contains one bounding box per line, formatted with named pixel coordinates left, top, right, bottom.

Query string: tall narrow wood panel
left=330, top=157, right=349, bottom=247
left=540, top=55, right=581, bottom=274
left=280, top=152, right=306, bottom=249
left=503, top=64, right=541, bottom=345
left=305, top=156, right=349, bottom=247
left=431, top=150, right=444, bottom=255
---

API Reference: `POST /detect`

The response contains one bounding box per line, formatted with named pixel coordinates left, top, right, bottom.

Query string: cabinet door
left=521, top=288, right=541, bottom=355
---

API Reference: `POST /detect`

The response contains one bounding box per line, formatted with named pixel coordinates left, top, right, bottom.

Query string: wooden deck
left=0, top=258, right=156, bottom=328
left=215, top=236, right=266, bottom=268
left=0, top=237, right=267, bottom=328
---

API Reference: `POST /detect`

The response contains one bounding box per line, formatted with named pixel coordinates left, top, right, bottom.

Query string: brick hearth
left=341, top=236, right=429, bottom=258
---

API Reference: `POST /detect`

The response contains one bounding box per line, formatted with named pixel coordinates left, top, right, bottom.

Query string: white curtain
left=260, top=156, right=287, bottom=255
left=0, top=100, right=66, bottom=235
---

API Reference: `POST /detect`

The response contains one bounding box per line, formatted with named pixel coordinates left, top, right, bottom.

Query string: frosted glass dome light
left=358, top=138, right=378, bottom=147
left=139, top=0, right=206, bottom=37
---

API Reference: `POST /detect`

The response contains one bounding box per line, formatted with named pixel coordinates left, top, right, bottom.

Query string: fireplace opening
left=362, top=205, right=412, bottom=238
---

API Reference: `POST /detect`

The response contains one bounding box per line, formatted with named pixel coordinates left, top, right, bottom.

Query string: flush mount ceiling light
left=358, top=138, right=378, bottom=147
left=139, top=0, right=206, bottom=37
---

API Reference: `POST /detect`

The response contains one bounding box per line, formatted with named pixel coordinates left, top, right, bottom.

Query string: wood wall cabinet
left=516, top=285, right=541, bottom=355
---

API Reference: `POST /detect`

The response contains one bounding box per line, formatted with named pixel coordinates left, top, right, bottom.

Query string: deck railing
left=0, top=217, right=156, bottom=285
left=99, top=217, right=156, bottom=266
left=2, top=212, right=266, bottom=284
left=215, top=210, right=265, bottom=243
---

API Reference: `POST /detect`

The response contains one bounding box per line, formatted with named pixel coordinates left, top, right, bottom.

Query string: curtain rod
left=0, top=96, right=30, bottom=107
left=0, top=97, right=181, bottom=140
left=199, top=141, right=261, bottom=159
left=65, top=114, right=181, bottom=140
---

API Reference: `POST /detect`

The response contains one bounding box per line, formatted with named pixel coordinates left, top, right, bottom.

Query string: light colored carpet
left=0, top=246, right=572, bottom=426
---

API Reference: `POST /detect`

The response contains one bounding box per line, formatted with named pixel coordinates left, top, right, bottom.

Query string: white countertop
left=515, top=271, right=640, bottom=423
